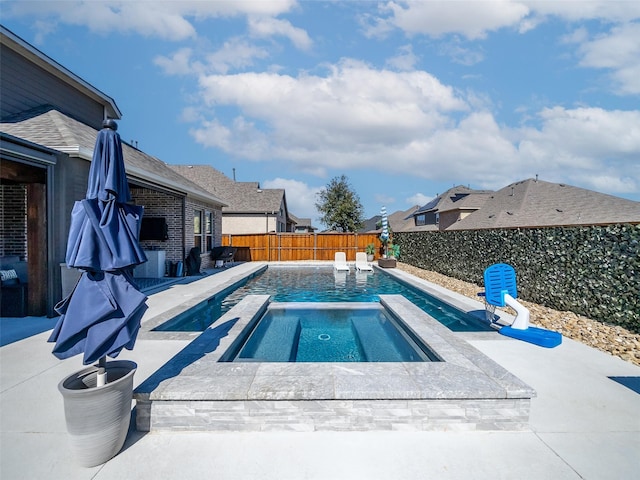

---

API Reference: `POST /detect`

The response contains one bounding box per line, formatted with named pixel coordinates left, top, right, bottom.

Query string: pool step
left=237, top=316, right=301, bottom=362
left=350, top=317, right=406, bottom=362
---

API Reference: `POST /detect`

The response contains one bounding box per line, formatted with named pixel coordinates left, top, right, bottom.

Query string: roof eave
left=56, top=145, right=227, bottom=207
left=126, top=164, right=227, bottom=207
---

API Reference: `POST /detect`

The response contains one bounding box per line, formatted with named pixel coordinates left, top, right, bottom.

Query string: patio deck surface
left=1, top=262, right=638, bottom=479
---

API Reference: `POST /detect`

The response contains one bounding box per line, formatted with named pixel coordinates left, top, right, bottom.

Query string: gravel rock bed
left=398, top=263, right=640, bottom=367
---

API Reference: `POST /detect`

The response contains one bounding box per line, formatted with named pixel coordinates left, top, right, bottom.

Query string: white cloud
left=262, top=177, right=321, bottom=220
left=368, top=1, right=640, bottom=41
left=6, top=0, right=299, bottom=42
left=574, top=22, right=640, bottom=95
left=523, top=1, right=640, bottom=24
left=366, top=0, right=640, bottom=87
left=154, top=48, right=198, bottom=76
left=515, top=106, right=640, bottom=193
left=205, top=38, right=271, bottom=74
left=187, top=57, right=640, bottom=197
left=248, top=16, right=312, bottom=51
left=370, top=0, right=530, bottom=40
left=406, top=193, right=432, bottom=207
left=193, top=59, right=468, bottom=166
left=10, top=1, right=197, bottom=41
left=386, top=44, right=419, bottom=71
left=155, top=39, right=271, bottom=77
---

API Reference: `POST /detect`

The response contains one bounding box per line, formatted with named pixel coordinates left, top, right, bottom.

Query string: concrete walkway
left=1, top=267, right=639, bottom=479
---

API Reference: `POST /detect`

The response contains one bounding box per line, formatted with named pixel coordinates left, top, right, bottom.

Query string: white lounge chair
left=355, top=252, right=373, bottom=272
left=334, top=252, right=350, bottom=271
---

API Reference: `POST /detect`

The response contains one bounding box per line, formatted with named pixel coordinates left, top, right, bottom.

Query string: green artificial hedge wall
left=395, top=224, right=639, bottom=332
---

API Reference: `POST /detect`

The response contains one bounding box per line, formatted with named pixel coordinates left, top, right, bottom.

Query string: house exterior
left=289, top=214, right=317, bottom=233
left=448, top=178, right=640, bottom=230
left=169, top=165, right=293, bottom=234
left=0, top=26, right=226, bottom=316
left=409, top=186, right=494, bottom=231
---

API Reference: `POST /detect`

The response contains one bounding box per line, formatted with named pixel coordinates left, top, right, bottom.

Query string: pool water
left=231, top=304, right=437, bottom=363
left=154, top=266, right=491, bottom=332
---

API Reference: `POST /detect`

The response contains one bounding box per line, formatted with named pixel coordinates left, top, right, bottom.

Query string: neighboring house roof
left=169, top=164, right=285, bottom=214
left=290, top=214, right=317, bottom=231
left=448, top=178, right=640, bottom=230
left=437, top=191, right=492, bottom=213
left=360, top=215, right=380, bottom=232
left=405, top=186, right=494, bottom=232
left=0, top=107, right=226, bottom=206
left=1, top=25, right=120, bottom=120
left=414, top=185, right=494, bottom=215
left=389, top=205, right=421, bottom=232
left=362, top=205, right=420, bottom=233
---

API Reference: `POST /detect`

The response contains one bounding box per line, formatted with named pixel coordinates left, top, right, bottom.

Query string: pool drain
left=318, top=333, right=331, bottom=341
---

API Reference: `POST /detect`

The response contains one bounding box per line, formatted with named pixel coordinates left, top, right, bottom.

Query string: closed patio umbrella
left=49, top=120, right=147, bottom=385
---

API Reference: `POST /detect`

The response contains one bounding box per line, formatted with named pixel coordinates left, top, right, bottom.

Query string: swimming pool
left=225, top=303, right=439, bottom=362
left=153, top=266, right=491, bottom=332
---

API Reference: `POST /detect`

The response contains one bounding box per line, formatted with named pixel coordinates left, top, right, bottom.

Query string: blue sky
left=3, top=1, right=640, bottom=227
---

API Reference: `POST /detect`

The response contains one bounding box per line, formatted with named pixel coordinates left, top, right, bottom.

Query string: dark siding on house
left=0, top=46, right=105, bottom=129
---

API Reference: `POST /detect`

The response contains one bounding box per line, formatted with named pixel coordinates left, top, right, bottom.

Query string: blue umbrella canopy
left=49, top=271, right=146, bottom=364
left=86, top=123, right=131, bottom=203
left=49, top=120, right=148, bottom=368
left=65, top=124, right=146, bottom=271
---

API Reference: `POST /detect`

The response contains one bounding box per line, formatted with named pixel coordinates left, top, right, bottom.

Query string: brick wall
left=131, top=186, right=223, bottom=271
left=130, top=187, right=184, bottom=264
left=0, top=184, right=27, bottom=258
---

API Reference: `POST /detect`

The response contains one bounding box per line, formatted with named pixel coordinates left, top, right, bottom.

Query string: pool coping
left=134, top=293, right=535, bottom=432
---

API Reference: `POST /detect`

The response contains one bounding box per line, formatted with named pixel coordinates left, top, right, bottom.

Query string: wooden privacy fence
left=221, top=233, right=382, bottom=262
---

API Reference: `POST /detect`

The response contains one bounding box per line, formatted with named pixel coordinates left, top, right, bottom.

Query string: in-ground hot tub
left=134, top=294, right=535, bottom=432
left=224, top=303, right=439, bottom=363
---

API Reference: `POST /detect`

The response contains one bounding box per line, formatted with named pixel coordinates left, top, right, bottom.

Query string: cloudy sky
left=3, top=1, right=639, bottom=226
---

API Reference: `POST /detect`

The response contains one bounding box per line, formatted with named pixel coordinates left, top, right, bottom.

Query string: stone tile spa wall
left=395, top=224, right=639, bottom=332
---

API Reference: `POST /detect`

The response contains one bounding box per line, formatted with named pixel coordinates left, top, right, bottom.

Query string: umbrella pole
left=97, top=356, right=107, bottom=386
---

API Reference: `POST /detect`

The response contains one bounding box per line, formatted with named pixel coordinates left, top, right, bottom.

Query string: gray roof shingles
left=169, top=165, right=285, bottom=213
left=1, top=107, right=225, bottom=205
left=448, top=178, right=640, bottom=230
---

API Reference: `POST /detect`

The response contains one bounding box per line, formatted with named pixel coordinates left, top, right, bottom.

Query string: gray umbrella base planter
left=58, top=360, right=136, bottom=467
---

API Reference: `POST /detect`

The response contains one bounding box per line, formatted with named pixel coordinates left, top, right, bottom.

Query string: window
left=415, top=214, right=426, bottom=226
left=194, top=210, right=214, bottom=252
left=205, top=211, right=213, bottom=252
left=194, top=210, right=202, bottom=250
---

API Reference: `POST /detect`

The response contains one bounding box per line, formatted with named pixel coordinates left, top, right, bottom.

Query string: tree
left=315, top=175, right=365, bottom=232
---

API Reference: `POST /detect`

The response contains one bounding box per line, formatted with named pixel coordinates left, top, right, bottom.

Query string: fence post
left=355, top=232, right=358, bottom=259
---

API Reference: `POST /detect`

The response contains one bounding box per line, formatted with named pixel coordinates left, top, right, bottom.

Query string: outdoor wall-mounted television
left=139, top=217, right=168, bottom=241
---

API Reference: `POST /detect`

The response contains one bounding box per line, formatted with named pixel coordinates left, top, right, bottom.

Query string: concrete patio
left=1, top=265, right=638, bottom=479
